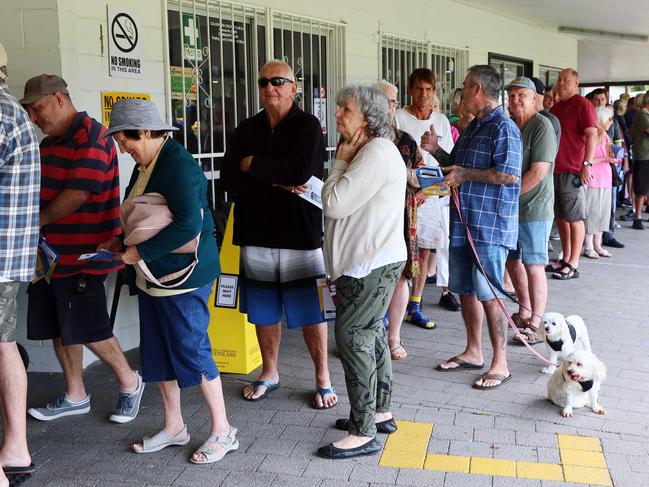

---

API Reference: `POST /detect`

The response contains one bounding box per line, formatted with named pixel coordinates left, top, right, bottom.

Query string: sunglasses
left=258, top=77, right=295, bottom=88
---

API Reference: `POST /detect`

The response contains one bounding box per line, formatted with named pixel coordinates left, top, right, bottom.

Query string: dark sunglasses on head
left=258, top=76, right=295, bottom=88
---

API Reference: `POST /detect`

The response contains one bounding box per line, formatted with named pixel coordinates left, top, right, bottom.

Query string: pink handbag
left=121, top=193, right=201, bottom=288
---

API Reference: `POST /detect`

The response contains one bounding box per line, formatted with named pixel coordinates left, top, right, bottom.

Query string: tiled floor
left=16, top=213, right=649, bottom=486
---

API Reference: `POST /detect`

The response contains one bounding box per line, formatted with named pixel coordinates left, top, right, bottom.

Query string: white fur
left=547, top=350, right=607, bottom=417
left=541, top=312, right=591, bottom=374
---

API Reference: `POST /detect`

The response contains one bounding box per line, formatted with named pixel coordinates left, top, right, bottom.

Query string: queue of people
left=2, top=37, right=649, bottom=485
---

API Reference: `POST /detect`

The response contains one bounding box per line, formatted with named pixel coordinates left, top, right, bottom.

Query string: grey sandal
left=190, top=427, right=239, bottom=464
left=134, top=424, right=190, bottom=454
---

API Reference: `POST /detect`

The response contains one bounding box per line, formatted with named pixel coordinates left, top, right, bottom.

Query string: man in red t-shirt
left=548, top=69, right=597, bottom=280
left=20, top=75, right=144, bottom=424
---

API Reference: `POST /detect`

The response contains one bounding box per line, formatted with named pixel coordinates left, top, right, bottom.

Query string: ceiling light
left=558, top=26, right=648, bottom=42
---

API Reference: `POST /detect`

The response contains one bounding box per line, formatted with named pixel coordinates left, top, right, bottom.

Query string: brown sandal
left=510, top=312, right=531, bottom=330
left=513, top=326, right=544, bottom=345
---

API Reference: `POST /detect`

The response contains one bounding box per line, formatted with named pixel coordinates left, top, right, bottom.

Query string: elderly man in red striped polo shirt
left=21, top=75, right=144, bottom=424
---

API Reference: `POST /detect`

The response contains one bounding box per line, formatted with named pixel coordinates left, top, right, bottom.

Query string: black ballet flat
left=334, top=418, right=398, bottom=434
left=317, top=438, right=382, bottom=459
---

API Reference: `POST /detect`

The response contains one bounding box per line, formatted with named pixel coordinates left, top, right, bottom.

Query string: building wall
left=1, top=0, right=577, bottom=371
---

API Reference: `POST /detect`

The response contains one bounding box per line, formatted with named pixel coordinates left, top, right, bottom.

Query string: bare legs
left=243, top=322, right=335, bottom=406
left=53, top=337, right=138, bottom=402
left=131, top=375, right=231, bottom=460
left=387, top=276, right=409, bottom=352
left=506, top=260, right=547, bottom=330
left=555, top=219, right=584, bottom=272
left=0, top=342, right=31, bottom=471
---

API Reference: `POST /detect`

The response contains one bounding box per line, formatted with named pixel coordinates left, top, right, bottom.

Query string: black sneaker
left=632, top=219, right=645, bottom=230
left=602, top=237, right=625, bottom=248
left=439, top=292, right=460, bottom=311
left=425, top=274, right=437, bottom=285
left=620, top=210, right=636, bottom=221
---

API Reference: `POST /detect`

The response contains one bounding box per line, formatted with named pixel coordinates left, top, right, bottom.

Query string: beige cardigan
left=322, top=137, right=407, bottom=281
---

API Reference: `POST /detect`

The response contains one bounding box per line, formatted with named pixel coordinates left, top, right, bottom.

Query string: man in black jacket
left=221, top=60, right=337, bottom=409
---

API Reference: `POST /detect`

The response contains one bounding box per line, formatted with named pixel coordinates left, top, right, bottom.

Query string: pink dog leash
left=451, top=187, right=559, bottom=368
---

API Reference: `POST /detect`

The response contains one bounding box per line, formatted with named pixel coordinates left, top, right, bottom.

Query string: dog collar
left=547, top=324, right=577, bottom=351
left=579, top=380, right=594, bottom=392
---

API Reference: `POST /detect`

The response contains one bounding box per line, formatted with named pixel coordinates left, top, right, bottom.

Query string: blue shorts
left=449, top=243, right=507, bottom=302
left=507, top=220, right=552, bottom=265
left=138, top=281, right=219, bottom=388
left=240, top=246, right=329, bottom=329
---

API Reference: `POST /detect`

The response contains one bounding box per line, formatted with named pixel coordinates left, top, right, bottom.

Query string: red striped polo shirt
left=40, top=112, right=123, bottom=277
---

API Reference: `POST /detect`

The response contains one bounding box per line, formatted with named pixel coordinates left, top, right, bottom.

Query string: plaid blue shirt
left=0, top=84, right=40, bottom=282
left=450, top=106, right=522, bottom=249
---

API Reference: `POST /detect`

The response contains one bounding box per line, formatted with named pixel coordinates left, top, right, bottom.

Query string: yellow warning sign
left=101, top=91, right=150, bottom=126
left=207, top=205, right=262, bottom=374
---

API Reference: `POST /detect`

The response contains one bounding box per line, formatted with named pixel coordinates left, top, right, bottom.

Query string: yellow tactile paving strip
left=379, top=422, right=612, bottom=486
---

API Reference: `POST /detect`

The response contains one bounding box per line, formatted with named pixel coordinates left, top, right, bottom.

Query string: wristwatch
left=583, top=160, right=592, bottom=167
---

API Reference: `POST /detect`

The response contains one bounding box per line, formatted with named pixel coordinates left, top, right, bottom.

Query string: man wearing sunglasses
left=221, top=60, right=337, bottom=409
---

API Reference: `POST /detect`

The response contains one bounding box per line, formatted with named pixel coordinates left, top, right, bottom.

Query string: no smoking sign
left=107, top=7, right=143, bottom=79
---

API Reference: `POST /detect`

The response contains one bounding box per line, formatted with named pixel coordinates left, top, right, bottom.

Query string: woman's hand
left=335, top=127, right=368, bottom=162
left=273, top=183, right=310, bottom=195
left=96, top=236, right=123, bottom=253
left=119, top=246, right=142, bottom=265
left=414, top=190, right=428, bottom=207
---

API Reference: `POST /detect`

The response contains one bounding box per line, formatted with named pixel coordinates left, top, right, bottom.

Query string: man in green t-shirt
left=630, top=92, right=649, bottom=230
left=504, top=77, right=558, bottom=343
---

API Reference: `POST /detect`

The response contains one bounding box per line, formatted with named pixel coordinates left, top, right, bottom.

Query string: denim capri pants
left=138, top=281, right=219, bottom=388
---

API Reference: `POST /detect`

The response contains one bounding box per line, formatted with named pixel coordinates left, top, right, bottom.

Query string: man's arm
left=520, top=162, right=551, bottom=195
left=443, top=166, right=519, bottom=187
left=40, top=189, right=90, bottom=227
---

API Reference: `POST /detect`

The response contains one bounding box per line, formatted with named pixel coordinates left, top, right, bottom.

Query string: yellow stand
left=207, top=205, right=262, bottom=374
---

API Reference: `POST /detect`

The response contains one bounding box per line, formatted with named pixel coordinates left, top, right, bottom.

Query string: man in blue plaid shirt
left=0, top=43, right=40, bottom=483
left=421, top=65, right=522, bottom=390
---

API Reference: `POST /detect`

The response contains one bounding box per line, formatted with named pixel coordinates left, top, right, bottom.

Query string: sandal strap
left=206, top=427, right=238, bottom=446
left=316, top=386, right=336, bottom=397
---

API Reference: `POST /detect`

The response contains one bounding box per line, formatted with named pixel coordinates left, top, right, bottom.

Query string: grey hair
left=643, top=92, right=649, bottom=107
left=613, top=99, right=627, bottom=115
left=259, top=59, right=295, bottom=80
left=336, top=85, right=393, bottom=139
left=373, top=80, right=398, bottom=97
left=465, top=65, right=501, bottom=100
left=595, top=106, right=613, bottom=125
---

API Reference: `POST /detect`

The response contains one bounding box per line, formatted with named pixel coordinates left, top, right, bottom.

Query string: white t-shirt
left=395, top=108, right=454, bottom=164
left=395, top=108, right=454, bottom=249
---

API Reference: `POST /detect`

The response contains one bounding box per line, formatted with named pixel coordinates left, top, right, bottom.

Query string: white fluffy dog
left=541, top=312, right=591, bottom=374
left=547, top=350, right=607, bottom=417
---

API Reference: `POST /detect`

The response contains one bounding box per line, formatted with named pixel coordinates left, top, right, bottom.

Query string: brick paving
left=18, top=215, right=649, bottom=486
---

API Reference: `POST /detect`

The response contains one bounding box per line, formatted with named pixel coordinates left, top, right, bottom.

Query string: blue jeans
left=138, top=281, right=219, bottom=388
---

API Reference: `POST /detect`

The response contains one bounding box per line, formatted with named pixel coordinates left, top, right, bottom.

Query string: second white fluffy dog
left=547, top=350, right=607, bottom=417
left=541, top=312, right=591, bottom=374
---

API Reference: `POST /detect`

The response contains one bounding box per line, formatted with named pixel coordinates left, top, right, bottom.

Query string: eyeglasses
left=258, top=77, right=295, bottom=88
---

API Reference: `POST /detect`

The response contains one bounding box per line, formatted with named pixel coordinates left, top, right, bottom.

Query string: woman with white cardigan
left=318, top=86, right=406, bottom=459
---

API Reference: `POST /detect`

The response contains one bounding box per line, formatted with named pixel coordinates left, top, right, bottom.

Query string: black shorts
left=27, top=274, right=113, bottom=346
left=633, top=160, right=649, bottom=195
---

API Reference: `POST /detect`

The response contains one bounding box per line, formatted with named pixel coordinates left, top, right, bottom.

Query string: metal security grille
left=165, top=0, right=345, bottom=214
left=379, top=32, right=469, bottom=114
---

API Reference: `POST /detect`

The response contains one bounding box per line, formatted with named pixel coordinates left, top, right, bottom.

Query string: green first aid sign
left=183, top=14, right=202, bottom=62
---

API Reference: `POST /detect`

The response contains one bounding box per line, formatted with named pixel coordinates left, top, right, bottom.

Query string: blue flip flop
left=313, top=386, right=337, bottom=410
left=243, top=380, right=280, bottom=402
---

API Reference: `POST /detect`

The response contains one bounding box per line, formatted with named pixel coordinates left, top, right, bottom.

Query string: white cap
left=0, top=43, right=7, bottom=81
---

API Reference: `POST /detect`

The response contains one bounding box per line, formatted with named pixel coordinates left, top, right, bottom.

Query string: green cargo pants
left=334, top=261, right=404, bottom=438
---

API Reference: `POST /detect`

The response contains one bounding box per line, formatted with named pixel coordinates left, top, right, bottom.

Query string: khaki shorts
left=554, top=173, right=586, bottom=222
left=0, top=282, right=21, bottom=342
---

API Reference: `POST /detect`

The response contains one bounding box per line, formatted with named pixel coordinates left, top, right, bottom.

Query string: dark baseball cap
left=20, top=74, right=70, bottom=105
left=530, top=77, right=545, bottom=95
